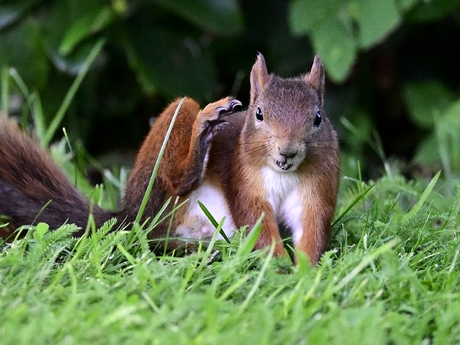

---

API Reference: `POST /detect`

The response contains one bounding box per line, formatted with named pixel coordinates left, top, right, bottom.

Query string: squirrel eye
left=313, top=111, right=322, bottom=127
left=255, top=107, right=264, bottom=121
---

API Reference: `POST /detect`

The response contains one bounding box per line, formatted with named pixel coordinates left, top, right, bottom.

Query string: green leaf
left=0, top=0, right=40, bottom=30
left=39, top=0, right=111, bottom=75
left=0, top=18, right=49, bottom=90
left=60, top=6, right=115, bottom=56
left=395, top=0, right=420, bottom=12
left=310, top=17, right=357, bottom=83
left=49, top=37, right=103, bottom=76
left=126, top=27, right=217, bottom=100
left=353, top=0, right=401, bottom=48
left=289, top=0, right=356, bottom=82
left=150, top=0, right=243, bottom=35
left=435, top=100, right=460, bottom=173
left=34, top=222, right=50, bottom=241
left=408, top=0, right=460, bottom=22
left=403, top=81, right=454, bottom=129
left=41, top=0, right=108, bottom=50
left=412, top=97, right=460, bottom=174
left=289, top=0, right=343, bottom=35
left=413, top=134, right=438, bottom=166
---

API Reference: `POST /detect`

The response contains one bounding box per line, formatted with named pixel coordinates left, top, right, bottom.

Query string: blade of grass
left=196, top=216, right=226, bottom=273
left=44, top=38, right=105, bottom=146
left=332, top=184, right=375, bottom=227
left=434, top=111, right=452, bottom=179
left=29, top=92, right=47, bottom=147
left=155, top=198, right=189, bottom=227
left=401, top=170, right=441, bottom=221
left=8, top=67, right=30, bottom=100
left=333, top=238, right=399, bottom=292
left=1, top=66, right=9, bottom=113
left=126, top=197, right=173, bottom=248
left=32, top=200, right=53, bottom=225
left=235, top=213, right=264, bottom=259
left=61, top=127, right=79, bottom=187
left=135, top=97, right=186, bottom=223
left=239, top=241, right=275, bottom=312
left=147, top=197, right=172, bottom=228
left=218, top=275, right=249, bottom=301
left=198, top=200, right=230, bottom=243
left=162, top=196, right=180, bottom=257
left=117, top=243, right=137, bottom=266
left=8, top=67, right=32, bottom=127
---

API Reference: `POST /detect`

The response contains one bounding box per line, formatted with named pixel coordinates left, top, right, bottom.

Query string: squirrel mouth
left=275, top=160, right=293, bottom=171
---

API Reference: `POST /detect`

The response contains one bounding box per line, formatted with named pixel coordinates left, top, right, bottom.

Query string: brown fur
left=121, top=97, right=241, bottom=239
left=0, top=54, right=339, bottom=265
left=201, top=54, right=339, bottom=264
left=143, top=54, right=339, bottom=264
left=0, top=117, right=114, bottom=234
left=0, top=97, right=240, bottom=239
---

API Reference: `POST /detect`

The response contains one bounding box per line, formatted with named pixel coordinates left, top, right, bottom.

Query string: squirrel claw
left=216, top=99, right=242, bottom=117
left=201, top=97, right=242, bottom=122
left=200, top=97, right=240, bottom=147
left=213, top=120, right=229, bottom=133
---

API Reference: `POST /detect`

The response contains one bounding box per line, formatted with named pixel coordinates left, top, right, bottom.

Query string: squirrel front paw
left=200, top=97, right=242, bottom=146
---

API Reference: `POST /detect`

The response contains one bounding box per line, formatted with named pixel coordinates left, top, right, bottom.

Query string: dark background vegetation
left=1, top=0, right=460, bottom=180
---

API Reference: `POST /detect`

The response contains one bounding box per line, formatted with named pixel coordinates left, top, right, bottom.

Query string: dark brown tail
left=0, top=116, right=114, bottom=234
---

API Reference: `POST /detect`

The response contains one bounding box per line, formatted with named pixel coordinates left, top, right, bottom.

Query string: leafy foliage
left=404, top=82, right=460, bottom=176
left=290, top=0, right=404, bottom=82
left=0, top=0, right=459, bottom=175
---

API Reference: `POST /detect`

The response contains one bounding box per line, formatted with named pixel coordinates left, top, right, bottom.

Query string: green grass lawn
left=1, top=163, right=459, bottom=344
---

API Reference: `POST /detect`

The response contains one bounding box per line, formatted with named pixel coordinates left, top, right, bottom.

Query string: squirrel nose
left=279, top=150, right=298, bottom=159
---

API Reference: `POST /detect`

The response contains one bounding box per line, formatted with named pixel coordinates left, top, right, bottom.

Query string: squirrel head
left=243, top=53, right=329, bottom=173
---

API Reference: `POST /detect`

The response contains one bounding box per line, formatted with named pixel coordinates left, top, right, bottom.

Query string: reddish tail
left=0, top=116, right=114, bottom=234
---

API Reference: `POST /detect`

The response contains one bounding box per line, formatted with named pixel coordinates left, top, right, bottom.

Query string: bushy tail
left=0, top=116, right=114, bottom=233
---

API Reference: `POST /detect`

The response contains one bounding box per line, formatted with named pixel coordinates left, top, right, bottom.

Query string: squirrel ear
left=305, top=55, right=325, bottom=103
left=250, top=53, right=269, bottom=103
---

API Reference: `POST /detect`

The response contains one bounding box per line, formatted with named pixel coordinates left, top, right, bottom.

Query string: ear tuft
left=305, top=55, right=325, bottom=103
left=250, top=52, right=269, bottom=104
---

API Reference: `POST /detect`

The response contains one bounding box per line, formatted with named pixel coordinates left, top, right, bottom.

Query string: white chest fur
left=176, top=168, right=306, bottom=244
left=261, top=167, right=304, bottom=242
left=175, top=181, right=237, bottom=240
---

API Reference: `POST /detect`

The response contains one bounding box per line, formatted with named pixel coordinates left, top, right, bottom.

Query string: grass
left=2, top=46, right=460, bottom=344
left=0, top=181, right=456, bottom=343
left=1, top=142, right=460, bottom=345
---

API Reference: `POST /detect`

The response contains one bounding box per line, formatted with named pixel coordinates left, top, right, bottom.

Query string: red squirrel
left=0, top=97, right=240, bottom=237
left=0, top=54, right=339, bottom=264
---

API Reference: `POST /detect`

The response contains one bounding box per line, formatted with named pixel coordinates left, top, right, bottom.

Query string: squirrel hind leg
left=198, top=97, right=242, bottom=150
left=170, top=97, right=241, bottom=196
